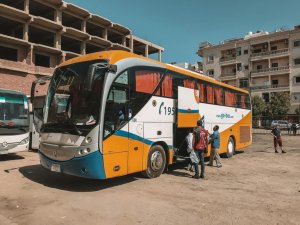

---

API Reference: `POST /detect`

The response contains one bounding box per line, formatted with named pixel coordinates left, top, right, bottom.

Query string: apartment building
left=198, top=26, right=300, bottom=112
left=0, top=0, right=164, bottom=95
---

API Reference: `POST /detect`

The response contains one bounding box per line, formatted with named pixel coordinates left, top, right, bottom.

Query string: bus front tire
left=143, top=145, right=166, bottom=179
left=226, top=137, right=235, bottom=158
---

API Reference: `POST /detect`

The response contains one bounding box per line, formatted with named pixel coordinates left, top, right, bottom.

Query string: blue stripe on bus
left=39, top=150, right=106, bottom=179
left=115, top=130, right=173, bottom=149
left=178, top=109, right=199, bottom=114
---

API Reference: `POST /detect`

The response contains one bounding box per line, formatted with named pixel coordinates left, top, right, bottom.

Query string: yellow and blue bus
left=35, top=50, right=251, bottom=179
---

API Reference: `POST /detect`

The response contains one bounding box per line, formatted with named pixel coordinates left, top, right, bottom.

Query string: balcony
left=250, top=84, right=290, bottom=92
left=219, top=56, right=236, bottom=65
left=251, top=48, right=289, bottom=60
left=219, top=73, right=237, bottom=81
left=251, top=66, right=290, bottom=77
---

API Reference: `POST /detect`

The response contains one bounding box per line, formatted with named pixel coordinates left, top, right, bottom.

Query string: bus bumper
left=39, top=150, right=106, bottom=179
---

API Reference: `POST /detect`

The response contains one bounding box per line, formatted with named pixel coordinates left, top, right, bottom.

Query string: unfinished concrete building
left=0, top=0, right=164, bottom=95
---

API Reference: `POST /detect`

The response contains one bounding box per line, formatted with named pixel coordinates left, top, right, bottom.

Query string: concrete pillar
left=26, top=45, right=33, bottom=65
left=145, top=44, right=148, bottom=58
left=24, top=0, right=29, bottom=13
left=55, top=32, right=61, bottom=49
left=81, top=42, right=86, bottom=55
left=129, top=35, right=133, bottom=52
left=82, top=19, right=87, bottom=33
left=121, top=36, right=126, bottom=46
left=158, top=49, right=162, bottom=62
left=102, top=28, right=108, bottom=40
left=55, top=9, right=62, bottom=24
left=23, top=22, right=29, bottom=41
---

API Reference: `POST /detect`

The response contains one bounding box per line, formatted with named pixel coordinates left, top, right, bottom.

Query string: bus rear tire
left=226, top=137, right=235, bottom=158
left=142, top=145, right=166, bottom=179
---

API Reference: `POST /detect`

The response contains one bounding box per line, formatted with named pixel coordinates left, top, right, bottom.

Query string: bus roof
left=0, top=89, right=27, bottom=96
left=59, top=50, right=249, bottom=94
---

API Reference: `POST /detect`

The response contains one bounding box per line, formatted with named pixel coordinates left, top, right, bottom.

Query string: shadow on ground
left=19, top=164, right=142, bottom=192
left=0, top=154, right=25, bottom=161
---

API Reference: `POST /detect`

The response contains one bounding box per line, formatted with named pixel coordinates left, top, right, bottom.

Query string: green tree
left=295, top=105, right=300, bottom=115
left=251, top=95, right=266, bottom=116
left=267, top=92, right=290, bottom=116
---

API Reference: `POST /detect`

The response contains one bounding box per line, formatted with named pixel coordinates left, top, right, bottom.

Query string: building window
left=271, top=46, right=277, bottom=51
left=295, top=76, right=300, bottom=84
left=294, top=40, right=300, bottom=47
left=292, top=92, right=300, bottom=102
left=244, top=49, right=248, bottom=54
left=271, top=62, right=278, bottom=68
left=0, top=46, right=18, bottom=61
left=244, top=65, right=249, bottom=70
left=207, top=55, right=214, bottom=63
left=35, top=54, right=50, bottom=67
left=294, top=58, right=300, bottom=65
left=262, top=93, right=269, bottom=102
left=272, top=80, right=278, bottom=88
left=237, top=63, right=242, bottom=71
left=257, top=65, right=262, bottom=70
left=239, top=79, right=249, bottom=88
left=207, top=69, right=214, bottom=76
left=236, top=47, right=241, bottom=56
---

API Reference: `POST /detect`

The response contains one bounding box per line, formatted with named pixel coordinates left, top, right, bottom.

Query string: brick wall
left=0, top=69, right=48, bottom=96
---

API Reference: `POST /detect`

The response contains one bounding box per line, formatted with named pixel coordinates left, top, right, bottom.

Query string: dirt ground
left=0, top=134, right=300, bottom=225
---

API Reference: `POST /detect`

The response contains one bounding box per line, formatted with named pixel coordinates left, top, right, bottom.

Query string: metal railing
left=251, top=48, right=289, bottom=57
left=252, top=66, right=290, bottom=74
left=250, top=84, right=289, bottom=90
left=220, top=56, right=236, bottom=63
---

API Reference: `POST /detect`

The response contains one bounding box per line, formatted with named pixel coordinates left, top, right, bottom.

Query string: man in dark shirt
left=271, top=125, right=286, bottom=153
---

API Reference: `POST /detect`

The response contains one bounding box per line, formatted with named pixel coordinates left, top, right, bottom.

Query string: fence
left=252, top=115, right=300, bottom=135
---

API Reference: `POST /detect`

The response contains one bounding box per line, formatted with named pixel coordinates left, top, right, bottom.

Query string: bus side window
left=196, top=81, right=205, bottom=103
left=224, top=90, right=237, bottom=107
left=129, top=68, right=163, bottom=118
left=104, top=70, right=129, bottom=138
left=213, top=86, right=223, bottom=105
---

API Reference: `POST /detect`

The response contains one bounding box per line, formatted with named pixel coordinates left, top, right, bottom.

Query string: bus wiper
left=63, top=119, right=82, bottom=136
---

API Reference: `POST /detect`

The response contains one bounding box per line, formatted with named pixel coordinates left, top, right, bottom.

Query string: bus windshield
left=0, top=92, right=29, bottom=135
left=44, top=60, right=106, bottom=135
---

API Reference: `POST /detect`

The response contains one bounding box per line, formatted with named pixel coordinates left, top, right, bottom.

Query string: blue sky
left=67, top=0, right=300, bottom=63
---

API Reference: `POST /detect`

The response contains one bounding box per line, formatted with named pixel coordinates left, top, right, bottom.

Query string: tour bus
left=0, top=89, right=30, bottom=154
left=34, top=50, right=251, bottom=179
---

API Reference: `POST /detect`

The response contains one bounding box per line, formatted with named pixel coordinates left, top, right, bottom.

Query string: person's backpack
left=194, top=127, right=201, bottom=148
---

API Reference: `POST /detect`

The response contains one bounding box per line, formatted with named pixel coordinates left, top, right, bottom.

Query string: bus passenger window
left=135, top=70, right=160, bottom=94
left=160, top=74, right=172, bottom=97
left=206, top=85, right=214, bottom=104
left=240, top=95, right=246, bottom=109
left=183, top=79, right=195, bottom=89
left=225, top=91, right=237, bottom=107
left=214, top=87, right=223, bottom=105
left=196, top=82, right=205, bottom=103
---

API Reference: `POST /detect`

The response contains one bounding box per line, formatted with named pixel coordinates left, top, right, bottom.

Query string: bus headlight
left=19, top=137, right=29, bottom=145
left=85, top=137, right=92, bottom=144
left=77, top=148, right=91, bottom=156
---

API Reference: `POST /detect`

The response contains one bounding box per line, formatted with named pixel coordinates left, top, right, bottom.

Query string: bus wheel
left=143, top=145, right=166, bottom=179
left=226, top=137, right=235, bottom=158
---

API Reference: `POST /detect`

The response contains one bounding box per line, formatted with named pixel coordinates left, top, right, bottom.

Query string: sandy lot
left=0, top=134, right=300, bottom=225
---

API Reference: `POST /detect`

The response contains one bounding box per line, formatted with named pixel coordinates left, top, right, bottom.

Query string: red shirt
left=193, top=127, right=209, bottom=150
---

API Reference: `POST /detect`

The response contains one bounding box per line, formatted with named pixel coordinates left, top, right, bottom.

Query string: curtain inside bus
left=225, top=91, right=237, bottom=107
left=135, top=71, right=160, bottom=94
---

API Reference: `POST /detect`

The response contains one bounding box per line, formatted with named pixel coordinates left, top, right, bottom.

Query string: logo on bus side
left=216, top=113, right=234, bottom=119
left=159, top=102, right=175, bottom=116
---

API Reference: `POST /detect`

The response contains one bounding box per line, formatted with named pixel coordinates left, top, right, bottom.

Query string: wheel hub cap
left=150, top=151, right=163, bottom=171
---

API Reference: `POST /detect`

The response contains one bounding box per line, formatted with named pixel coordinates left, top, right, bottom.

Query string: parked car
left=270, top=120, right=292, bottom=129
